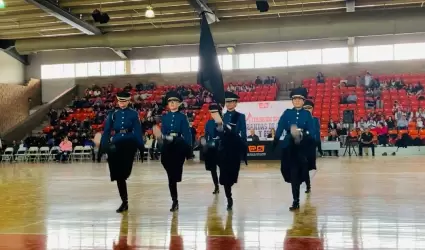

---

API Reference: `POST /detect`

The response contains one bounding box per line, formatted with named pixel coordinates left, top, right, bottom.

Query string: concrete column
left=348, top=37, right=356, bottom=63
left=125, top=60, right=131, bottom=74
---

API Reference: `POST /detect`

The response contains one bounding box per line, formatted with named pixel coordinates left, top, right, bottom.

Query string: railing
left=2, top=85, right=77, bottom=143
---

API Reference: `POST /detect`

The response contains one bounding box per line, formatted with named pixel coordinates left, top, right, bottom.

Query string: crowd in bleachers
left=0, top=76, right=278, bottom=162
left=306, top=71, right=425, bottom=147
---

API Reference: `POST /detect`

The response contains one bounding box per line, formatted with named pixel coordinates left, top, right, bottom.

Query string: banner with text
left=225, top=101, right=292, bottom=139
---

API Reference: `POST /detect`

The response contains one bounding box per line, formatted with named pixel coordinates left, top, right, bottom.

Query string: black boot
left=227, top=198, right=233, bottom=211
left=305, top=187, right=311, bottom=194
left=116, top=202, right=128, bottom=213
left=116, top=180, right=128, bottom=213
left=170, top=200, right=179, bottom=212
left=289, top=200, right=299, bottom=211
left=213, top=185, right=219, bottom=194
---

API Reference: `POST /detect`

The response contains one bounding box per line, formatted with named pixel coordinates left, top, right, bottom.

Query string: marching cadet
left=100, top=91, right=144, bottom=213
left=159, top=91, right=192, bottom=212
left=203, top=103, right=221, bottom=194
left=217, top=91, right=247, bottom=211
left=302, top=99, right=320, bottom=194
left=272, top=87, right=315, bottom=211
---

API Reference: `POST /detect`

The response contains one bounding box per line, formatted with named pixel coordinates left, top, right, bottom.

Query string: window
left=41, top=65, right=61, bottom=79
left=145, top=59, right=160, bottom=74
left=254, top=52, right=287, bottom=68
left=87, top=62, right=100, bottom=76
left=394, top=43, right=425, bottom=60
left=357, top=45, right=393, bottom=62
left=75, top=63, right=88, bottom=77
left=288, top=49, right=321, bottom=66
left=190, top=57, right=199, bottom=72
left=239, top=54, right=254, bottom=69
left=160, top=57, right=191, bottom=73
left=322, top=47, right=349, bottom=64
left=130, top=60, right=146, bottom=74
left=222, top=55, right=233, bottom=70
left=100, top=61, right=116, bottom=76
left=115, top=61, right=126, bottom=75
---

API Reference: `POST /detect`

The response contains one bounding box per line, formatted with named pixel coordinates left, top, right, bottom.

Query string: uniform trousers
left=204, top=147, right=219, bottom=187
left=107, top=139, right=137, bottom=203
left=281, top=143, right=308, bottom=203
left=161, top=138, right=188, bottom=202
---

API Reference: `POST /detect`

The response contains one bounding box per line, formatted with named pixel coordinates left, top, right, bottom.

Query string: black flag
left=197, top=12, right=225, bottom=105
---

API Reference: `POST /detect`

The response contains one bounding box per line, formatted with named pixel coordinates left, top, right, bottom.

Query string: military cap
left=303, top=99, right=315, bottom=109
left=116, top=91, right=131, bottom=101
left=209, top=103, right=220, bottom=112
left=290, top=87, right=308, bottom=100
left=165, top=91, right=182, bottom=102
left=224, top=91, right=239, bottom=102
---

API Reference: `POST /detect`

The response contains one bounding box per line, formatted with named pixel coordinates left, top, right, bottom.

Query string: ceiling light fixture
left=145, top=5, right=155, bottom=18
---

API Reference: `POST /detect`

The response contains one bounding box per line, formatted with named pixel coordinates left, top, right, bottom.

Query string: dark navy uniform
left=160, top=91, right=192, bottom=212
left=101, top=91, right=144, bottom=213
left=302, top=100, right=320, bottom=193
left=218, top=91, right=247, bottom=210
left=203, top=104, right=221, bottom=194
left=273, top=87, right=315, bottom=211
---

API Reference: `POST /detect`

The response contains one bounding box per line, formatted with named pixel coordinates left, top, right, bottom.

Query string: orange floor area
left=1, top=157, right=425, bottom=249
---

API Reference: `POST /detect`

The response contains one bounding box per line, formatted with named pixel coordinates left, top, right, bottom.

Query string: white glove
left=200, top=138, right=207, bottom=146
left=165, top=135, right=174, bottom=141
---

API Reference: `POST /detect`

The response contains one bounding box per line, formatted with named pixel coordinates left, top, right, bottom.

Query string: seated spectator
left=271, top=76, right=277, bottom=84
left=247, top=129, right=260, bottom=141
left=326, top=129, right=339, bottom=156
left=336, top=123, right=348, bottom=136
left=346, top=92, right=357, bottom=104
left=415, top=108, right=425, bottom=119
left=267, top=128, right=276, bottom=138
left=356, top=118, right=368, bottom=131
left=358, top=127, right=375, bottom=156
left=386, top=116, right=396, bottom=130
left=255, top=76, right=262, bottom=85
left=397, top=115, right=408, bottom=130
left=366, top=118, right=376, bottom=128
left=328, top=119, right=337, bottom=130
left=417, top=117, right=424, bottom=129
left=375, top=122, right=388, bottom=146
left=317, top=72, right=325, bottom=83
left=55, top=136, right=73, bottom=162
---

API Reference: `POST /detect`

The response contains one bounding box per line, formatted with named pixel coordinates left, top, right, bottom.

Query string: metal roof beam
left=111, top=48, right=128, bottom=59
left=0, top=40, right=29, bottom=65
left=24, top=0, right=102, bottom=35
left=187, top=0, right=219, bottom=24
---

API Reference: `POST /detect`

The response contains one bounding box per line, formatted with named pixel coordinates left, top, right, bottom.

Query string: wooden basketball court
left=0, top=156, right=424, bottom=249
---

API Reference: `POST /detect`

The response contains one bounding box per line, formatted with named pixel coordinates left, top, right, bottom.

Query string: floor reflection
left=284, top=196, right=324, bottom=250
left=2, top=158, right=425, bottom=249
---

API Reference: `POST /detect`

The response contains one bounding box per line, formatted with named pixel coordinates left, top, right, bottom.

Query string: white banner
left=224, top=101, right=292, bottom=139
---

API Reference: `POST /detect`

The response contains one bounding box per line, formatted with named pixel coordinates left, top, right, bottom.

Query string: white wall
left=42, top=79, right=75, bottom=103
left=0, top=51, right=25, bottom=84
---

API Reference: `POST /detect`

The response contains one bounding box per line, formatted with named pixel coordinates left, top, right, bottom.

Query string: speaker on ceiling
left=343, top=110, right=354, bottom=124
left=256, top=0, right=269, bottom=12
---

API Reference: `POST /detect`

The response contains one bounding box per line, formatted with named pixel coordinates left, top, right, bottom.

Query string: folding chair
left=49, top=146, right=60, bottom=162
left=39, top=147, right=50, bottom=162
left=82, top=145, right=93, bottom=161
left=72, top=146, right=85, bottom=162
left=26, top=147, right=40, bottom=162
left=1, top=147, right=14, bottom=162
left=15, top=147, right=27, bottom=162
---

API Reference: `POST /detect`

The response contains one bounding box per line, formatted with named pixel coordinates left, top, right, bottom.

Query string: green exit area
left=0, top=0, right=5, bottom=8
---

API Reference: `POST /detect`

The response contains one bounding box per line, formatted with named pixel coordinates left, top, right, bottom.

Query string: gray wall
left=41, top=79, right=76, bottom=103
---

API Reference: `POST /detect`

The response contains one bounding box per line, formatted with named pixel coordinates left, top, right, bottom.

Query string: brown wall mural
left=0, top=79, right=41, bottom=136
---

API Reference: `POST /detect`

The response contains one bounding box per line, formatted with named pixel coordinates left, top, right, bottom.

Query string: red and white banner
left=224, top=101, right=292, bottom=139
